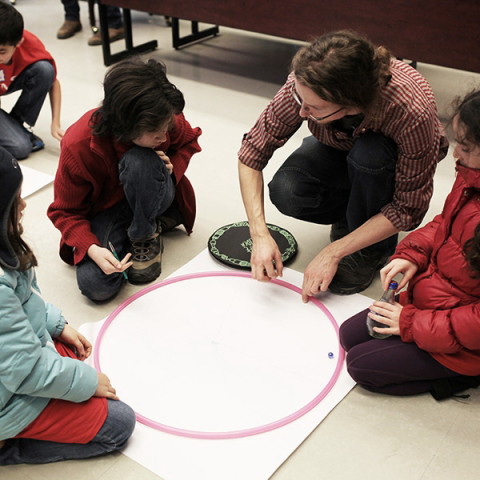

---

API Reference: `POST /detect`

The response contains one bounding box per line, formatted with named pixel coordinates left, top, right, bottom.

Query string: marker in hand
left=108, top=241, right=128, bottom=280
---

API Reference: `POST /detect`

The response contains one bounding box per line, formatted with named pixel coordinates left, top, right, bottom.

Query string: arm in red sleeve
left=47, top=147, right=101, bottom=265
left=400, top=302, right=480, bottom=354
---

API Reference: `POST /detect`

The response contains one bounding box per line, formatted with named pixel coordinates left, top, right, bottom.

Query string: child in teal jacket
left=0, top=146, right=135, bottom=464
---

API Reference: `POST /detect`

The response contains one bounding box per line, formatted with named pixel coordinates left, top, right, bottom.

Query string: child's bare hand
left=58, top=324, right=92, bottom=360
left=51, top=123, right=65, bottom=141
left=87, top=244, right=132, bottom=275
left=156, top=150, right=173, bottom=175
left=95, top=373, right=119, bottom=400
left=368, top=300, right=403, bottom=335
left=380, top=258, right=418, bottom=291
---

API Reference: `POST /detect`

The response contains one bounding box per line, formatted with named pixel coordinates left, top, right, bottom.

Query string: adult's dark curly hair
left=291, top=30, right=391, bottom=116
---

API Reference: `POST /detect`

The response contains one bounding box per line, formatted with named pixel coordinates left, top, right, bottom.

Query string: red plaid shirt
left=238, top=60, right=449, bottom=231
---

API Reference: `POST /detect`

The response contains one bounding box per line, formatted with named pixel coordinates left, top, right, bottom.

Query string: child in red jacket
left=340, top=90, right=480, bottom=399
left=48, top=56, right=202, bottom=301
left=0, top=2, right=63, bottom=159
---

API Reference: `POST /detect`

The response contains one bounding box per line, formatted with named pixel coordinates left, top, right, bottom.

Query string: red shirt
left=239, top=60, right=449, bottom=232
left=0, top=30, right=56, bottom=94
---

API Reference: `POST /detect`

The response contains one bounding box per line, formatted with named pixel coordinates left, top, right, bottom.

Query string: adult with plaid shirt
left=238, top=30, right=448, bottom=298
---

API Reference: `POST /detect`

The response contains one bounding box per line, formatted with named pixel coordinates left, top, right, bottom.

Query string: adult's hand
left=87, top=244, right=132, bottom=276
left=250, top=232, right=284, bottom=281
left=301, top=243, right=341, bottom=302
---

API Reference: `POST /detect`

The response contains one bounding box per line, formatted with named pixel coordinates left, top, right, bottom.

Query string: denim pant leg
left=7, top=61, right=55, bottom=127
left=0, top=400, right=136, bottom=465
left=105, top=5, right=124, bottom=28
left=62, top=0, right=80, bottom=21
left=0, top=110, right=32, bottom=159
left=76, top=200, right=133, bottom=301
left=268, top=136, right=351, bottom=225
left=346, top=131, right=398, bottom=254
left=119, top=146, right=175, bottom=241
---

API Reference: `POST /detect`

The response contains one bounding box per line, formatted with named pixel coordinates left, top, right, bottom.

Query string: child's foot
left=22, top=126, right=45, bottom=152
left=128, top=229, right=164, bottom=284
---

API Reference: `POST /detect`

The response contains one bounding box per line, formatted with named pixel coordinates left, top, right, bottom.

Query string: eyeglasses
left=291, top=84, right=345, bottom=122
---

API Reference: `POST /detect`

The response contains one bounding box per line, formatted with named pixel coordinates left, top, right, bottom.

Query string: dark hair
left=8, top=195, right=37, bottom=270
left=291, top=30, right=391, bottom=114
left=0, top=2, right=24, bottom=46
left=463, top=223, right=480, bottom=278
left=452, top=90, right=480, bottom=277
left=449, top=90, right=480, bottom=147
left=90, top=57, right=185, bottom=143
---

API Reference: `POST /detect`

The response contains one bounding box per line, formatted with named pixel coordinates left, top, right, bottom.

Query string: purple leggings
left=339, top=308, right=461, bottom=396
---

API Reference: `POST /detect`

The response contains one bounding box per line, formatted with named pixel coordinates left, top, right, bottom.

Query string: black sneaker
left=30, top=132, right=45, bottom=152
left=328, top=248, right=391, bottom=295
left=128, top=230, right=164, bottom=284
left=21, top=125, right=44, bottom=152
left=158, top=203, right=184, bottom=232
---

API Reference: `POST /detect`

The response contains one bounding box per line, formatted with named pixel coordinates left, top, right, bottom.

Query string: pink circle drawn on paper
left=94, top=271, right=344, bottom=440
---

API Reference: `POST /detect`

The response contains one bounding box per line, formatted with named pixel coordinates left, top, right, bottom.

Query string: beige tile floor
left=2, top=1, right=480, bottom=479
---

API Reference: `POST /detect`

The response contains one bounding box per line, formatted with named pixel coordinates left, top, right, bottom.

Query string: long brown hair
left=8, top=194, right=37, bottom=271
left=291, top=30, right=391, bottom=115
left=463, top=223, right=480, bottom=278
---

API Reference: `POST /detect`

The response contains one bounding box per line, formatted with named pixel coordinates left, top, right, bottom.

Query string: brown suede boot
left=57, top=20, right=82, bottom=39
left=88, top=27, right=125, bottom=46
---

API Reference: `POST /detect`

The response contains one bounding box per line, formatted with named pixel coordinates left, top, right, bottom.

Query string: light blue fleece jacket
left=0, top=266, right=98, bottom=440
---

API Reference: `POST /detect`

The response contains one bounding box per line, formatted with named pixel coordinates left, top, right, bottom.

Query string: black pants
left=339, top=308, right=462, bottom=396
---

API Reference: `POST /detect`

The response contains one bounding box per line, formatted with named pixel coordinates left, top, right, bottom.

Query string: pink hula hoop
left=94, top=271, right=344, bottom=439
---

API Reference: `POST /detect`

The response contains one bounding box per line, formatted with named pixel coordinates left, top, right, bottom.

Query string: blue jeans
left=76, top=146, right=175, bottom=301
left=0, top=399, right=135, bottom=465
left=268, top=132, right=398, bottom=254
left=0, top=61, right=55, bottom=159
left=62, top=0, right=123, bottom=28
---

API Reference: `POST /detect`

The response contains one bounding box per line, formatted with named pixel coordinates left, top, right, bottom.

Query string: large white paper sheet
left=80, top=250, right=373, bottom=480
left=20, top=165, right=54, bottom=198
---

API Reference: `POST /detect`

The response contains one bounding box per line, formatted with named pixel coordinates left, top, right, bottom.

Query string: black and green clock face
left=208, top=221, right=298, bottom=269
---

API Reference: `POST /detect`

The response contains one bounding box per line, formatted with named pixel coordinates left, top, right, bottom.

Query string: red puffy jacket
left=393, top=162, right=480, bottom=375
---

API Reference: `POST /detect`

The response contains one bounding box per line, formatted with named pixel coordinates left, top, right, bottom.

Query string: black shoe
left=21, top=125, right=44, bottom=152
left=30, top=132, right=45, bottom=152
left=158, top=203, right=184, bottom=232
left=329, top=248, right=391, bottom=295
left=330, top=218, right=349, bottom=242
left=128, top=230, right=164, bottom=284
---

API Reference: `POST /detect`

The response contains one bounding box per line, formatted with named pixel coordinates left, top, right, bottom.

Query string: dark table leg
left=99, top=3, right=158, bottom=66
